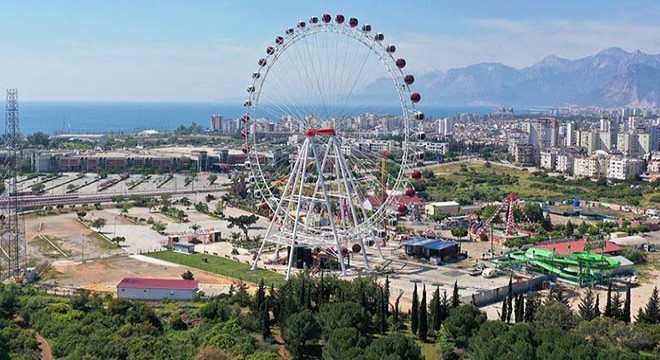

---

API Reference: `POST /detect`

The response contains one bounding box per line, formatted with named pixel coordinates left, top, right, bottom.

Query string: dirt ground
left=25, top=212, right=125, bottom=265
left=43, top=255, right=256, bottom=295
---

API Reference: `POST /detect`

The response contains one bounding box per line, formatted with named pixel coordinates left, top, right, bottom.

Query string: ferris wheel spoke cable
left=302, top=31, right=329, bottom=120
left=266, top=59, right=310, bottom=122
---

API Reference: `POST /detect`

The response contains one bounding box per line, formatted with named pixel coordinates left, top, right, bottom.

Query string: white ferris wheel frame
left=242, top=18, right=421, bottom=237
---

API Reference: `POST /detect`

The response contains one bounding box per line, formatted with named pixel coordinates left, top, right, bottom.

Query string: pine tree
left=430, top=286, right=441, bottom=331
left=622, top=285, right=631, bottom=324
left=419, top=284, right=428, bottom=341
left=411, top=282, right=419, bottom=335
left=451, top=280, right=460, bottom=308
left=604, top=283, right=614, bottom=318
left=611, top=291, right=623, bottom=320
left=636, top=286, right=660, bottom=324
left=506, top=277, right=513, bottom=323
left=594, top=294, right=601, bottom=318
left=578, top=288, right=596, bottom=321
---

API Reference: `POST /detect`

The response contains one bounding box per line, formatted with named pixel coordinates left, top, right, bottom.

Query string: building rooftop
left=533, top=239, right=621, bottom=255
left=117, top=277, right=199, bottom=290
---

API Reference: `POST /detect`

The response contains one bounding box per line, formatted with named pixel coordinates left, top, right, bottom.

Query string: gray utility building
left=117, top=277, right=199, bottom=301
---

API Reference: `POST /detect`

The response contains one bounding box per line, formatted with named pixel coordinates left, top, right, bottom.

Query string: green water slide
left=492, top=247, right=620, bottom=283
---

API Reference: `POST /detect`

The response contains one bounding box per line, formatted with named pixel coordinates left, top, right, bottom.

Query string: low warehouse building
left=425, top=201, right=460, bottom=216
left=117, top=277, right=199, bottom=301
left=404, top=237, right=460, bottom=261
left=609, top=235, right=648, bottom=249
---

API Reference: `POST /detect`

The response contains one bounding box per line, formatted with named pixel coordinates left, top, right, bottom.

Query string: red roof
left=534, top=240, right=621, bottom=255
left=390, top=195, right=425, bottom=207
left=117, top=277, right=199, bottom=290
left=365, top=196, right=384, bottom=207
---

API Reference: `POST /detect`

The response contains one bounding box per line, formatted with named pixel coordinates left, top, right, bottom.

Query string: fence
left=460, top=275, right=551, bottom=307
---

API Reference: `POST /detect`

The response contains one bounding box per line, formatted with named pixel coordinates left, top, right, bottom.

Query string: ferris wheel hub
left=304, top=127, right=336, bottom=137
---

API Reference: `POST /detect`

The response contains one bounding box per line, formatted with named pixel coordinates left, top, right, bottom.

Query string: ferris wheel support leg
left=332, top=138, right=371, bottom=271
left=285, top=243, right=296, bottom=280
left=288, top=139, right=312, bottom=280
left=251, top=137, right=306, bottom=272
left=310, top=139, right=347, bottom=277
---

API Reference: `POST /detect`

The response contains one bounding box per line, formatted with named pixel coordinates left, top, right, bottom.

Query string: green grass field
left=431, top=161, right=659, bottom=207
left=146, top=250, right=286, bottom=286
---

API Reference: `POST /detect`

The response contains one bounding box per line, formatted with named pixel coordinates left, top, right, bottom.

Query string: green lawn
left=431, top=161, right=659, bottom=207
left=146, top=250, right=285, bottom=286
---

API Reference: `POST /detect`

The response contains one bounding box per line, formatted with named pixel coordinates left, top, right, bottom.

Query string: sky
left=1, top=0, right=660, bottom=102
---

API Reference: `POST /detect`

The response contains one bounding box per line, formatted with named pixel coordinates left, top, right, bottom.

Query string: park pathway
left=13, top=316, right=53, bottom=360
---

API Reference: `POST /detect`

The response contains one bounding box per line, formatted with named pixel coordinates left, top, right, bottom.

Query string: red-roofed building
left=362, top=196, right=384, bottom=211
left=533, top=240, right=621, bottom=255
left=390, top=195, right=425, bottom=207
left=117, top=277, right=200, bottom=301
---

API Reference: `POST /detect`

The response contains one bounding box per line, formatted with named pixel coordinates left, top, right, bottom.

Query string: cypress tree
left=524, top=293, right=540, bottom=322
left=506, top=277, right=513, bottom=323
left=261, top=300, right=271, bottom=340
left=378, top=287, right=386, bottom=334
left=611, top=291, right=623, bottom=320
left=299, top=276, right=306, bottom=307
left=636, top=286, right=660, bottom=324
left=514, top=293, right=523, bottom=323
left=318, top=271, right=324, bottom=307
left=384, top=275, right=390, bottom=316
left=500, top=296, right=508, bottom=322
left=419, top=284, right=428, bottom=341
left=594, top=294, right=601, bottom=317
left=394, top=292, right=402, bottom=325
left=578, top=288, right=596, bottom=321
left=604, top=282, right=613, bottom=318
left=451, top=280, right=460, bottom=308
left=305, top=281, right=312, bottom=310
left=440, top=290, right=450, bottom=324
left=622, top=285, right=631, bottom=324
left=411, top=282, right=419, bottom=335
left=254, top=278, right=266, bottom=313
left=430, top=286, right=441, bottom=331
left=565, top=220, right=574, bottom=237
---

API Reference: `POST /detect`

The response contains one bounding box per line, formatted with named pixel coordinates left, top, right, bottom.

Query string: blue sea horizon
left=2, top=101, right=503, bottom=135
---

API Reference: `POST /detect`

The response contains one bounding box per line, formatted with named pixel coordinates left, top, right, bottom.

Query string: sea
left=4, top=102, right=498, bottom=135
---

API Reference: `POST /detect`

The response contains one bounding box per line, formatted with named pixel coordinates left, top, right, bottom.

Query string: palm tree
left=190, top=223, right=203, bottom=252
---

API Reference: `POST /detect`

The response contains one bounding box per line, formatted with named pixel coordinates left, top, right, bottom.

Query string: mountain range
left=363, top=48, right=660, bottom=108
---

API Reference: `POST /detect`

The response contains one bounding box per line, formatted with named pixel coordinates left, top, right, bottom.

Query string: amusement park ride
left=470, top=193, right=530, bottom=247
left=243, top=13, right=426, bottom=279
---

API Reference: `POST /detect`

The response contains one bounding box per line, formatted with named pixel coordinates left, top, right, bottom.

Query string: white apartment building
left=556, top=154, right=575, bottom=175
left=540, top=151, right=557, bottom=171
left=508, top=131, right=529, bottom=156
left=574, top=155, right=607, bottom=178
left=607, top=157, right=644, bottom=180
left=437, top=118, right=454, bottom=137
left=617, top=132, right=651, bottom=156
left=565, top=122, right=575, bottom=146
left=419, top=142, right=449, bottom=154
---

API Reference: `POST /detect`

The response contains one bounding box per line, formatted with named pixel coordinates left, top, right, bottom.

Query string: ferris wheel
left=244, top=13, right=426, bottom=278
